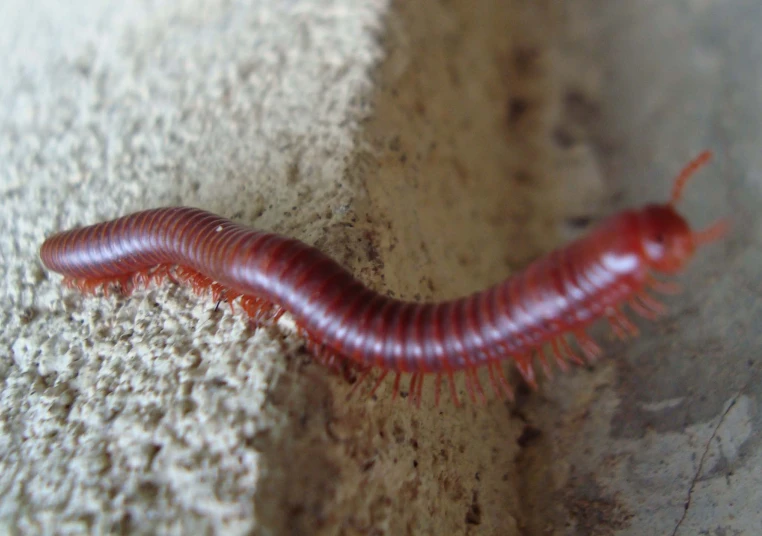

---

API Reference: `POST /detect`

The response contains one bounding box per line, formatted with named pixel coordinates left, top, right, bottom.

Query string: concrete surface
left=1, top=0, right=760, bottom=535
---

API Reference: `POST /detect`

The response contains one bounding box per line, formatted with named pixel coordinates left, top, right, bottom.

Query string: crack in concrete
left=669, top=393, right=740, bottom=536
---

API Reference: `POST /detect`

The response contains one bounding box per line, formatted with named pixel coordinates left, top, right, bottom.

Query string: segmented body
left=39, top=152, right=725, bottom=405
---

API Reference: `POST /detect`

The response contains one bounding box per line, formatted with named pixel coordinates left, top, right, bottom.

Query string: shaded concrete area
left=521, top=2, right=762, bottom=535
left=1, top=0, right=759, bottom=535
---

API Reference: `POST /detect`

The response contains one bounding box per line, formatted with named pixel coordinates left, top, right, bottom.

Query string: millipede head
left=637, top=151, right=728, bottom=273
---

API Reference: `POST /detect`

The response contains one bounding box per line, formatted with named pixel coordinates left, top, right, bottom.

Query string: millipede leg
left=486, top=362, right=502, bottom=400
left=536, top=347, right=554, bottom=377
left=494, top=363, right=515, bottom=401
left=369, top=370, right=389, bottom=398
left=241, top=296, right=278, bottom=326
left=470, top=368, right=487, bottom=405
left=605, top=306, right=639, bottom=340
left=77, top=279, right=101, bottom=294
left=149, top=265, right=171, bottom=286
left=192, top=274, right=214, bottom=295
left=197, top=274, right=212, bottom=292
left=143, top=268, right=157, bottom=287
left=183, top=269, right=213, bottom=294
left=573, top=329, right=601, bottom=362
left=391, top=373, right=402, bottom=400
left=219, top=290, right=240, bottom=314
left=557, top=336, right=584, bottom=366
left=272, top=307, right=286, bottom=322
left=407, top=373, right=419, bottom=405
left=549, top=338, right=570, bottom=371
left=647, top=274, right=682, bottom=295
left=629, top=295, right=659, bottom=319
left=166, top=268, right=181, bottom=287
left=606, top=313, right=628, bottom=340
left=514, top=356, right=537, bottom=389
left=211, top=283, right=225, bottom=303
left=447, top=371, right=460, bottom=407
left=435, top=373, right=442, bottom=407
left=102, top=280, right=113, bottom=297
left=131, top=270, right=149, bottom=290
left=323, top=349, right=338, bottom=370
left=638, top=292, right=667, bottom=315
left=613, top=306, right=639, bottom=337
left=415, top=374, right=424, bottom=408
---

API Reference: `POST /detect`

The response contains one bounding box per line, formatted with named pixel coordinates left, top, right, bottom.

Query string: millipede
left=40, top=151, right=727, bottom=406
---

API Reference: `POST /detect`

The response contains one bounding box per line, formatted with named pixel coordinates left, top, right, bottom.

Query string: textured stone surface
left=1, top=1, right=388, bottom=534
left=2, top=0, right=759, bottom=535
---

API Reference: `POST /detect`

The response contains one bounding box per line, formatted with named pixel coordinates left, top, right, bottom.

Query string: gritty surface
left=2, top=0, right=760, bottom=535
left=1, top=1, right=387, bottom=534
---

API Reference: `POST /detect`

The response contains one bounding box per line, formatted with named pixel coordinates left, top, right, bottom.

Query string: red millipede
left=40, top=152, right=727, bottom=406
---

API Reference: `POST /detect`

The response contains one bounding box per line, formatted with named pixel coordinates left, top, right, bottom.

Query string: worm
left=40, top=152, right=727, bottom=406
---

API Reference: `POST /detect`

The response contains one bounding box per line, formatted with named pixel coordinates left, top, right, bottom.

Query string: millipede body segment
left=40, top=152, right=727, bottom=405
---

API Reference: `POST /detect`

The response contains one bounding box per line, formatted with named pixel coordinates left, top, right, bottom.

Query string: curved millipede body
left=40, top=152, right=727, bottom=406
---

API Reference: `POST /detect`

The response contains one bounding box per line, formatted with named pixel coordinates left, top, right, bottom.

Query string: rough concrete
left=1, top=1, right=388, bottom=534
left=1, top=0, right=760, bottom=535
